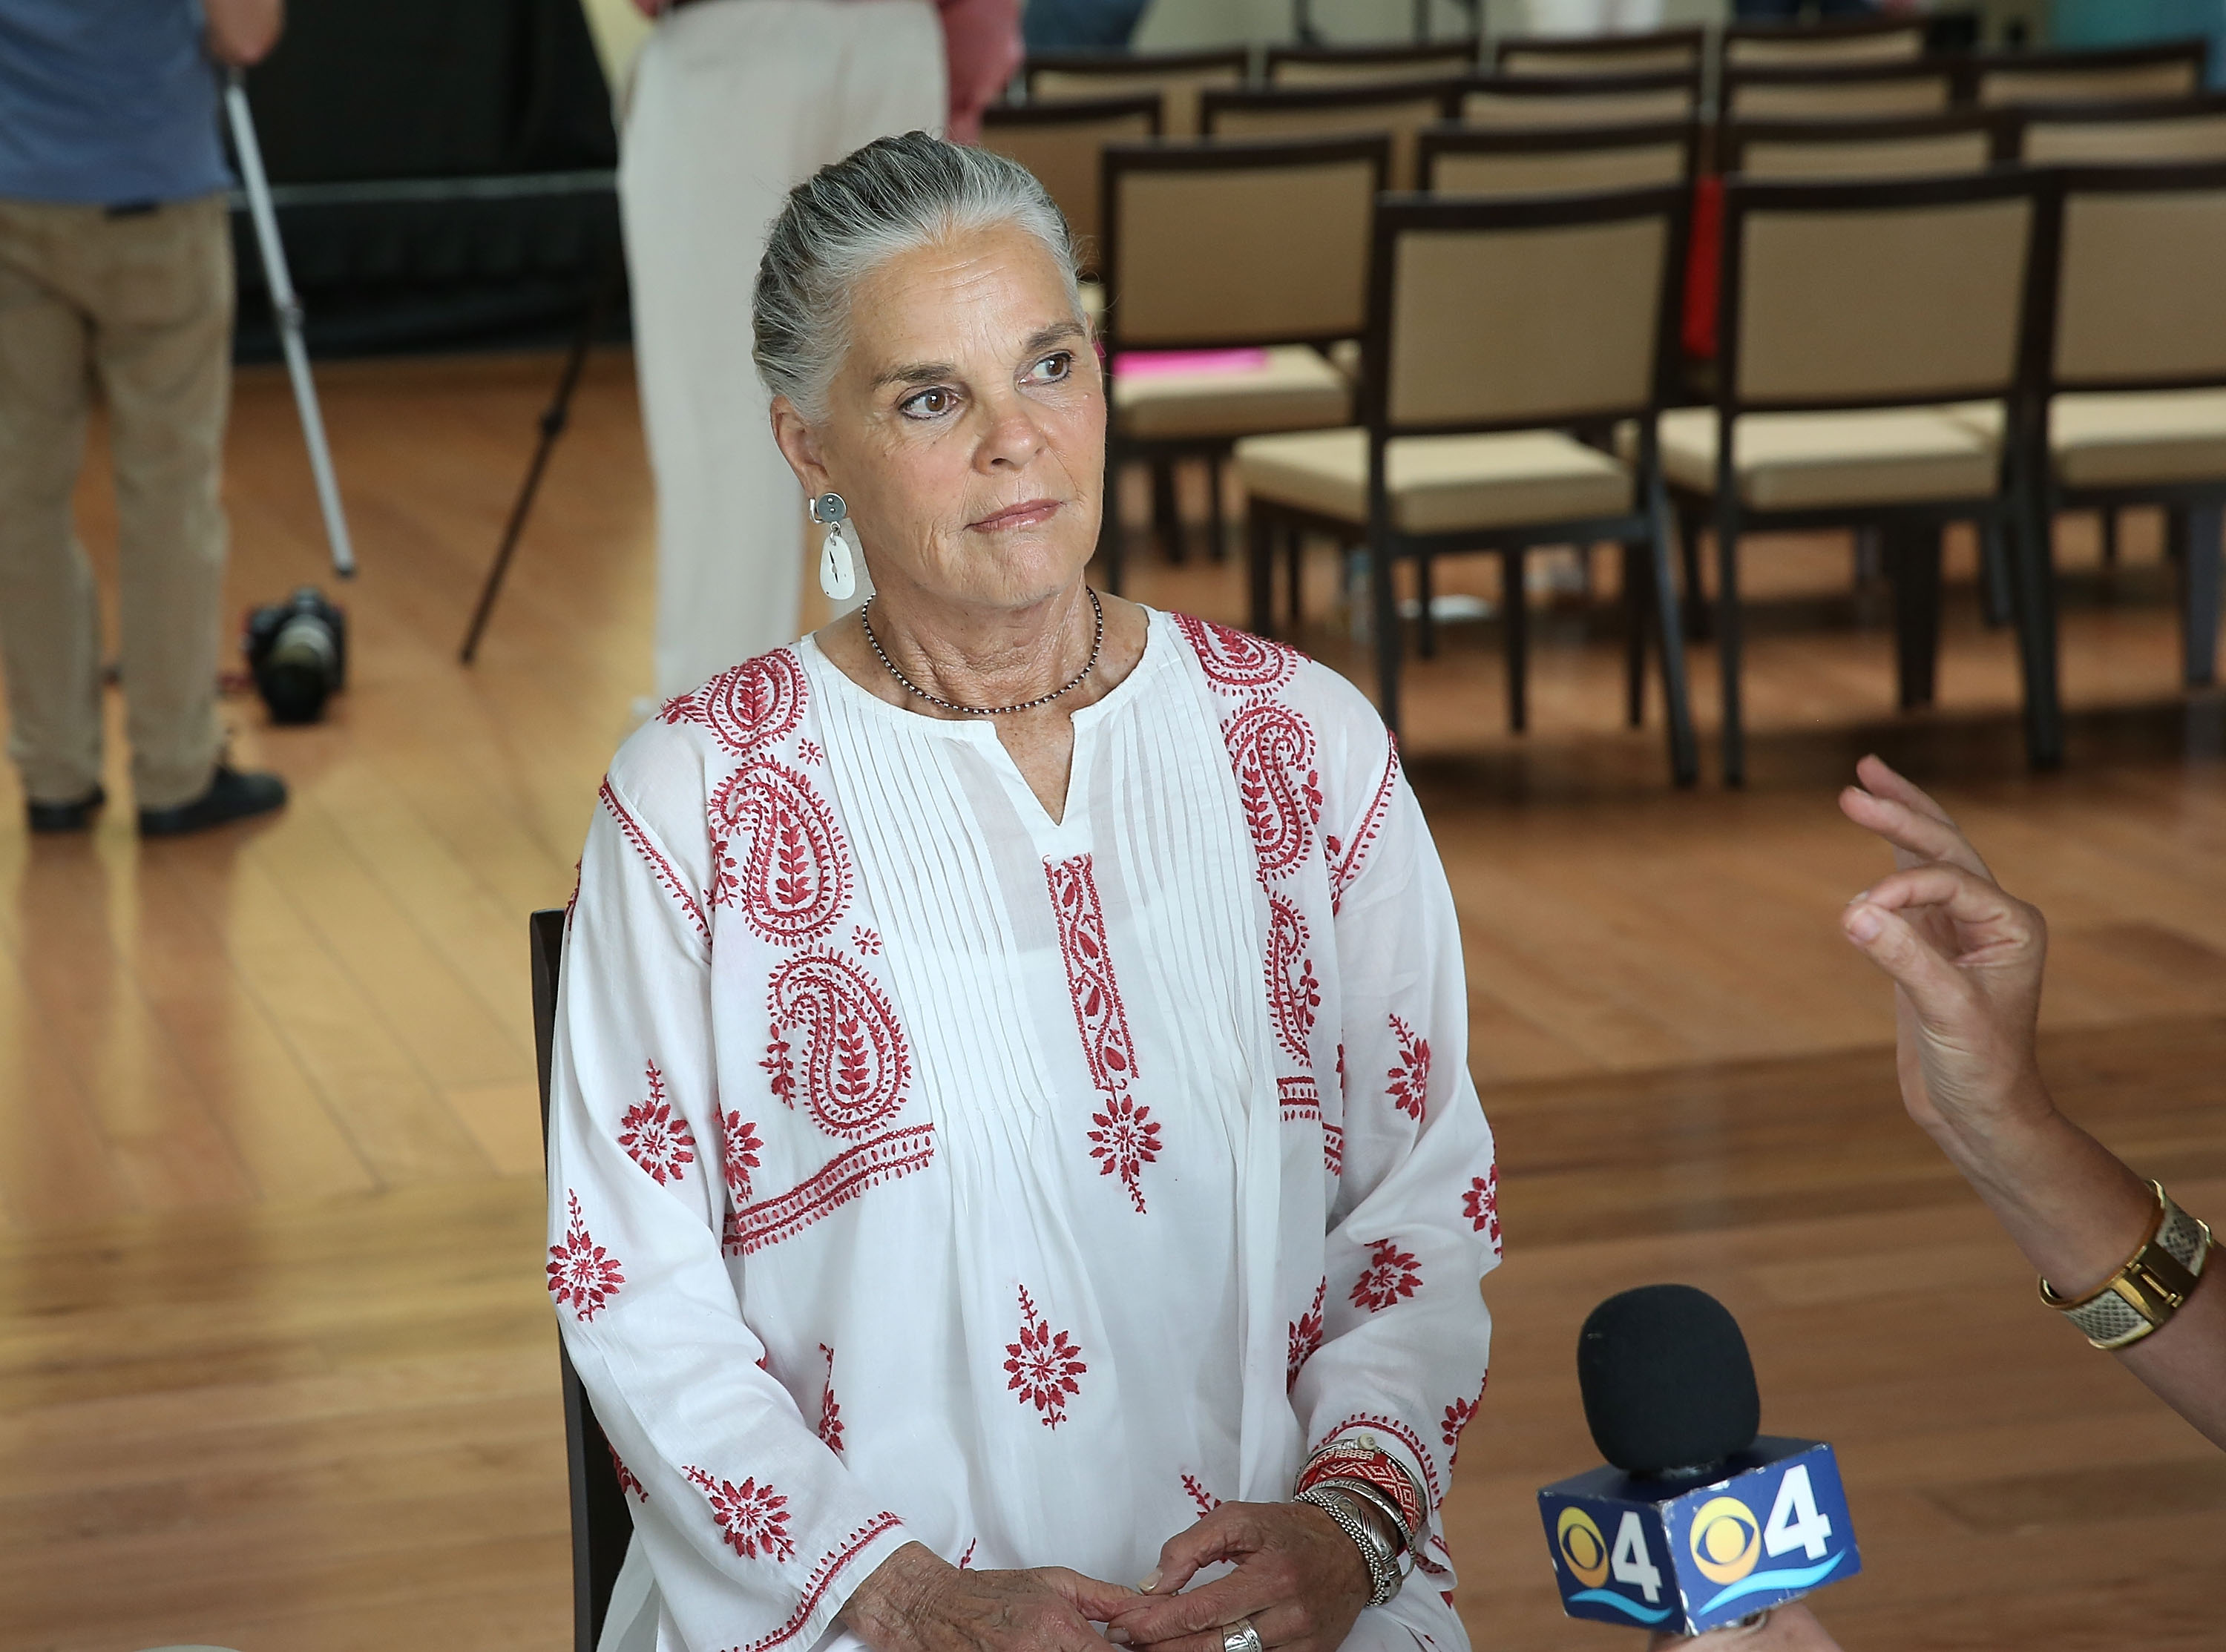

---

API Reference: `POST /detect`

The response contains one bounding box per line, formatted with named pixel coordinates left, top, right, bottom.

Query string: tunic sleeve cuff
left=770, top=1513, right=916, bottom=1652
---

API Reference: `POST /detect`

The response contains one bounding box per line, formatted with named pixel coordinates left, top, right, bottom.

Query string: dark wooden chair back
left=1025, top=47, right=1248, bottom=138
left=1718, top=111, right=2009, bottom=179
left=1199, top=78, right=1460, bottom=190
left=1721, top=14, right=1925, bottom=70
left=1721, top=59, right=1957, bottom=123
left=2004, top=92, right=2226, bottom=164
left=1961, top=39, right=2210, bottom=109
left=1419, top=119, right=1696, bottom=197
left=1263, top=37, right=1478, bottom=87
left=1493, top=25, right=1704, bottom=77
left=980, top=95, right=1161, bottom=274
left=532, top=906, right=634, bottom=1652
left=1451, top=67, right=1698, bottom=128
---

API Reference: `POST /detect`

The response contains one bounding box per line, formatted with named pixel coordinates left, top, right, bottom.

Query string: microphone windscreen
left=1577, top=1284, right=1761, bottom=1478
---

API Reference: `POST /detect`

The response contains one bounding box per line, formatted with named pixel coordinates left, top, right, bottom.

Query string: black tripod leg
left=460, top=245, right=622, bottom=665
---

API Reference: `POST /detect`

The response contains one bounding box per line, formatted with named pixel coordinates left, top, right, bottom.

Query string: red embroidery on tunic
left=765, top=949, right=913, bottom=1139
left=600, top=780, right=710, bottom=945
left=739, top=1513, right=904, bottom=1652
left=708, top=759, right=853, bottom=946
left=1266, top=893, right=1320, bottom=1064
left=661, top=649, right=807, bottom=757
left=1327, top=741, right=1401, bottom=914
left=619, top=1060, right=697, bottom=1185
left=1387, top=1015, right=1431, bottom=1122
left=1173, top=612, right=1301, bottom=699
left=1351, top=1238, right=1422, bottom=1312
left=721, top=1110, right=764, bottom=1204
left=1324, top=1124, right=1345, bottom=1178
left=1443, top=1375, right=1487, bottom=1465
left=1321, top=1415, right=1443, bottom=1507
left=958, top=1539, right=976, bottom=1569
left=1222, top=702, right=1322, bottom=883
left=726, top=1125, right=939, bottom=1255
left=1288, top=1277, right=1326, bottom=1392
left=685, top=1466, right=797, bottom=1561
left=1463, top=1168, right=1500, bottom=1257
left=1183, top=1473, right=1222, bottom=1516
left=1046, top=854, right=1160, bottom=1214
left=798, top=738, right=824, bottom=766
left=818, top=1343, right=844, bottom=1454
left=610, top=1442, right=647, bottom=1503
left=564, top=859, right=582, bottom=930
left=1298, top=1449, right=1425, bottom=1539
left=851, top=925, right=883, bottom=955
left=1005, top=1285, right=1086, bottom=1429
left=548, top=1192, right=625, bottom=1321
left=1278, top=1075, right=1322, bottom=1122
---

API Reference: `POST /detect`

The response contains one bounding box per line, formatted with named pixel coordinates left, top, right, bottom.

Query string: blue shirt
left=0, top=0, right=230, bottom=205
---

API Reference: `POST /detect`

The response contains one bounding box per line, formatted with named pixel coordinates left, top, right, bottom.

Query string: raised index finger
left=1840, top=760, right=1992, bottom=881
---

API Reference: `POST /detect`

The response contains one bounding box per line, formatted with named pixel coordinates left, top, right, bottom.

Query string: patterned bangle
left=1296, top=1443, right=1425, bottom=1546
left=1313, top=1477, right=1415, bottom=1561
left=2040, top=1182, right=2213, bottom=1350
left=1296, top=1487, right=1402, bottom=1607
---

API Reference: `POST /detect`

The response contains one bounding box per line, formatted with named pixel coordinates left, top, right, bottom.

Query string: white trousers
left=620, top=0, right=945, bottom=700
left=1517, top=0, right=1665, bottom=31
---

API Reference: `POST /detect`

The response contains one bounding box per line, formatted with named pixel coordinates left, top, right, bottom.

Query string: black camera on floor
left=244, top=586, right=347, bottom=724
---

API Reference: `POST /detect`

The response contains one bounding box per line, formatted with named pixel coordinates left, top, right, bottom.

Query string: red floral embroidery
left=1387, top=1015, right=1430, bottom=1121
left=765, top=949, right=913, bottom=1139
left=1327, top=741, right=1402, bottom=914
left=708, top=759, right=853, bottom=946
left=564, top=858, right=582, bottom=929
left=852, top=925, right=883, bottom=955
left=548, top=1192, right=625, bottom=1321
left=1351, top=1238, right=1422, bottom=1312
left=739, top=1514, right=904, bottom=1652
left=1289, top=1277, right=1326, bottom=1391
left=618, top=1060, right=697, bottom=1185
left=1266, top=893, right=1320, bottom=1064
left=798, top=738, right=824, bottom=766
left=1324, top=1124, right=1345, bottom=1178
left=661, top=649, right=807, bottom=757
left=1005, top=1286, right=1087, bottom=1429
left=610, top=1441, right=647, bottom=1503
left=726, top=1125, right=938, bottom=1255
left=1173, top=612, right=1300, bottom=699
left=818, top=1343, right=844, bottom=1453
left=1443, top=1375, right=1487, bottom=1466
left=600, top=780, right=709, bottom=945
left=1463, top=1168, right=1501, bottom=1257
left=721, top=1110, right=764, bottom=1203
left=686, top=1466, right=797, bottom=1561
left=1047, top=854, right=1160, bottom=1214
left=958, top=1539, right=976, bottom=1569
left=1183, top=1472, right=1222, bottom=1516
left=1223, top=702, right=1322, bottom=883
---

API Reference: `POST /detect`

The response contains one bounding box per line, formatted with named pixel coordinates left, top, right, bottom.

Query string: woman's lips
left=970, top=498, right=1061, bottom=533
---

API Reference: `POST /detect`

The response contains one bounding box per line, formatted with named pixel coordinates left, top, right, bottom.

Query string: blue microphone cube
left=1537, top=1437, right=1860, bottom=1634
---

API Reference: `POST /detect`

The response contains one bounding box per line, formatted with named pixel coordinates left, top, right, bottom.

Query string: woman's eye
left=1028, top=352, right=1073, bottom=384
left=901, top=387, right=956, bottom=419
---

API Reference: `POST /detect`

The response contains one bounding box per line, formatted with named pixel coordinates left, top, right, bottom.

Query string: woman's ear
left=769, top=395, right=831, bottom=497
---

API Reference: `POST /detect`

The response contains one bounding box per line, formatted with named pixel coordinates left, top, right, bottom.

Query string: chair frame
left=1719, top=14, right=1928, bottom=69
left=1096, top=133, right=1390, bottom=591
left=1491, top=26, right=1706, bottom=74
left=1445, top=67, right=1701, bottom=123
left=1955, top=38, right=2212, bottom=107
left=1242, top=183, right=1699, bottom=785
left=1679, top=167, right=2057, bottom=784
left=980, top=94, right=1161, bottom=278
left=1417, top=119, right=1701, bottom=192
left=531, top=907, right=634, bottom=1652
left=1714, top=110, right=2014, bottom=177
left=1023, top=45, right=1251, bottom=99
left=2023, top=161, right=2226, bottom=698
left=1262, top=38, right=1480, bottom=84
left=1998, top=91, right=2226, bottom=160
left=1198, top=77, right=1467, bottom=187
left=1719, top=59, right=1961, bottom=124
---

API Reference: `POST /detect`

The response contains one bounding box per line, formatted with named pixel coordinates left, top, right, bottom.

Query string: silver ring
left=1221, top=1620, right=1264, bottom=1652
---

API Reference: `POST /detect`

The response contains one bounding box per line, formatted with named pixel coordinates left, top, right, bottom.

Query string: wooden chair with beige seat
left=1200, top=77, right=1462, bottom=190
left=1025, top=46, right=1247, bottom=139
left=1262, top=38, right=1478, bottom=88
left=979, top=94, right=1159, bottom=287
left=1491, top=26, right=1704, bottom=78
left=2004, top=93, right=2226, bottom=165
left=1452, top=67, right=1700, bottom=129
left=1716, top=111, right=2006, bottom=181
left=1664, top=168, right=2053, bottom=783
left=1720, top=14, right=1925, bottom=70
left=1960, top=39, right=2208, bottom=111
left=1721, top=59, right=1957, bottom=124
left=1233, top=184, right=1699, bottom=784
left=1419, top=119, right=1698, bottom=197
left=1096, top=134, right=1387, bottom=589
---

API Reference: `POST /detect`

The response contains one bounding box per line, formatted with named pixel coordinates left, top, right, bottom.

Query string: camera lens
left=260, top=612, right=339, bottom=723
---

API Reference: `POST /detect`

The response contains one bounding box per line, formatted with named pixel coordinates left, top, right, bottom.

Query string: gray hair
left=752, top=131, right=1085, bottom=423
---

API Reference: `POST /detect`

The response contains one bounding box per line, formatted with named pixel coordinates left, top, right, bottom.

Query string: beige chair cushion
left=1654, top=405, right=2000, bottom=510
left=1235, top=426, right=1633, bottom=533
left=1114, top=346, right=1351, bottom=441
left=2048, top=389, right=2226, bottom=489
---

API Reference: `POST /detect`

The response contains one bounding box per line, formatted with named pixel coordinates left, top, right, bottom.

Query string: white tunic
left=547, top=609, right=1501, bottom=1652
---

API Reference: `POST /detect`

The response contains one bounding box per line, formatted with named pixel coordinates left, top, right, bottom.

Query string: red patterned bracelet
left=1295, top=1443, right=1425, bottom=1547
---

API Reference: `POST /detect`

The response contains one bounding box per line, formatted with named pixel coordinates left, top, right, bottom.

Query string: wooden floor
left=2, top=352, right=2222, bottom=1651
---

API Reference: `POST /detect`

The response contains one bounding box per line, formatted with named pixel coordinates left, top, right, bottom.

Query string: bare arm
left=205, top=0, right=283, bottom=67
left=1649, top=1603, right=1842, bottom=1651
left=1839, top=756, right=2225, bottom=1448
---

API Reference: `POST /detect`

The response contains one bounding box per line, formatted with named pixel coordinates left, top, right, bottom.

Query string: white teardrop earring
left=812, top=492, right=856, bottom=601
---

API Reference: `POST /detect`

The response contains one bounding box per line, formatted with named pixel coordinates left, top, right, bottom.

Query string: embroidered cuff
left=1296, top=1438, right=1425, bottom=1551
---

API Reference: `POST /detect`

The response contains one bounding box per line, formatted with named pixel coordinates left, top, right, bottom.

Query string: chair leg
left=2007, top=476, right=2065, bottom=769
left=1207, top=455, right=1228, bottom=564
left=1979, top=519, right=2013, bottom=629
left=1716, top=502, right=1746, bottom=786
left=2101, top=507, right=2121, bottom=567
left=2181, top=506, right=2222, bottom=688
left=1647, top=475, right=1698, bottom=788
left=1370, top=543, right=1402, bottom=735
left=1888, top=524, right=1944, bottom=711
left=1247, top=507, right=1275, bottom=636
left=1416, top=556, right=1437, bottom=659
left=1623, top=542, right=1647, bottom=729
left=1151, top=458, right=1183, bottom=564
left=1505, top=545, right=1528, bottom=734
left=1678, top=508, right=1710, bottom=641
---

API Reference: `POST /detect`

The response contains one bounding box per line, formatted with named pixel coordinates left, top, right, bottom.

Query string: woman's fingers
left=1851, top=863, right=2038, bottom=958
left=1108, top=1574, right=1271, bottom=1647
left=1854, top=754, right=1957, bottom=830
left=1838, top=780, right=1991, bottom=880
left=1040, top=1569, right=1141, bottom=1625
left=1117, top=1602, right=1310, bottom=1652
left=1139, top=1510, right=1251, bottom=1599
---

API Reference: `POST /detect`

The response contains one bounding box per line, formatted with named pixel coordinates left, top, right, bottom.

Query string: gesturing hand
left=840, top=1541, right=1136, bottom=1652
left=1103, top=1502, right=1371, bottom=1652
left=1836, top=755, right=2050, bottom=1146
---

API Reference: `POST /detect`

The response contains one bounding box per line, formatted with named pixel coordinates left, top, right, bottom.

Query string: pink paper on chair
left=1113, top=349, right=1272, bottom=378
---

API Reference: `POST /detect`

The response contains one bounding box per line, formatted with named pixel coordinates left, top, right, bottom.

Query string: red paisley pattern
left=619, top=1059, right=696, bottom=1185
left=764, top=950, right=913, bottom=1139
left=1223, top=702, right=1323, bottom=883
left=1351, top=1237, right=1422, bottom=1312
left=686, top=1465, right=798, bottom=1561
left=1388, top=1014, right=1431, bottom=1122
left=708, top=759, right=853, bottom=946
left=1005, top=1285, right=1087, bottom=1429
left=1289, top=1276, right=1326, bottom=1392
left=662, top=649, right=807, bottom=757
left=548, top=1192, right=625, bottom=1321
left=1266, top=893, right=1320, bottom=1064
left=1047, top=854, right=1160, bottom=1214
left=1173, top=612, right=1300, bottom=699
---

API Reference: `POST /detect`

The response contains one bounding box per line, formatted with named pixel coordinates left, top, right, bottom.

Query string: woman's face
left=773, top=223, right=1104, bottom=614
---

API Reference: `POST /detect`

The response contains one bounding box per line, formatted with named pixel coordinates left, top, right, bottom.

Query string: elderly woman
left=545, top=134, right=1499, bottom=1652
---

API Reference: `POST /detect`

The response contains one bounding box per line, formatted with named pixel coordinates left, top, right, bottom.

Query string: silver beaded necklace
left=860, top=588, right=1106, bottom=717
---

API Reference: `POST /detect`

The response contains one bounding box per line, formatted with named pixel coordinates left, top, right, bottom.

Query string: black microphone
left=1538, top=1285, right=1862, bottom=1634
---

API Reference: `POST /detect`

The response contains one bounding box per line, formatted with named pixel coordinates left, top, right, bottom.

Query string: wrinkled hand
left=841, top=1541, right=1135, bottom=1652
left=1647, top=1603, right=1844, bottom=1651
left=1104, top=1502, right=1370, bottom=1652
left=1836, top=756, right=2050, bottom=1145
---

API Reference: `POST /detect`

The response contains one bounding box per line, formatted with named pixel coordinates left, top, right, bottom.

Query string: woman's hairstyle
left=753, top=131, right=1083, bottom=421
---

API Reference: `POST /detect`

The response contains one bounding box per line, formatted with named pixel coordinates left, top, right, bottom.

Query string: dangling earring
left=812, top=492, right=856, bottom=601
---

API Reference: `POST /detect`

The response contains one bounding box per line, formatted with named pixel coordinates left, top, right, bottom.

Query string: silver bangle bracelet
left=1296, top=1487, right=1402, bottom=1607
left=1312, top=1475, right=1417, bottom=1563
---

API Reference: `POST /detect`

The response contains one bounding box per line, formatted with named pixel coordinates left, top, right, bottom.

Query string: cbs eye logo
left=1556, top=1507, right=1611, bottom=1588
left=1688, top=1496, right=1761, bottom=1584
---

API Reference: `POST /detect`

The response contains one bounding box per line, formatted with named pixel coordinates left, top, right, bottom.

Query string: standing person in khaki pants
left=0, top=0, right=289, bottom=835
